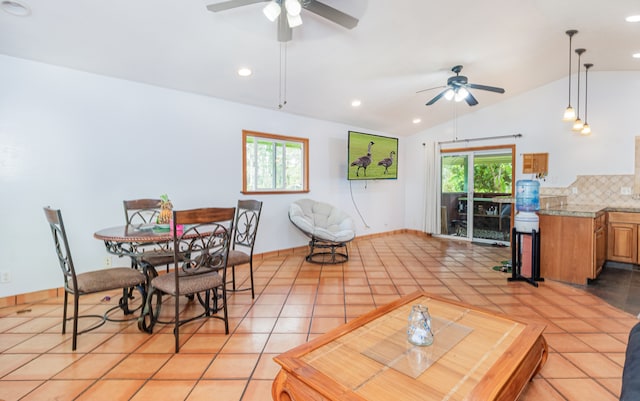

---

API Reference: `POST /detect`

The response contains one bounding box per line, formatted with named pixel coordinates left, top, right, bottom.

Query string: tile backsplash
left=541, top=175, right=640, bottom=207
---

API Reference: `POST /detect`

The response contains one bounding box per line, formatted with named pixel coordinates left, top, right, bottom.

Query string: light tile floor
left=1, top=233, right=638, bottom=400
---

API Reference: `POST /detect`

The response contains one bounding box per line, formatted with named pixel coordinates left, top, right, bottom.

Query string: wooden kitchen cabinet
left=594, top=214, right=607, bottom=277
left=539, top=212, right=605, bottom=285
left=522, top=153, right=548, bottom=175
left=607, top=212, right=640, bottom=264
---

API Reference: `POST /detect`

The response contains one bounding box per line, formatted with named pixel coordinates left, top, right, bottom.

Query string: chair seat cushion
left=73, top=267, right=146, bottom=294
left=227, top=250, right=250, bottom=266
left=289, top=199, right=355, bottom=243
left=139, top=249, right=174, bottom=267
left=151, top=271, right=223, bottom=296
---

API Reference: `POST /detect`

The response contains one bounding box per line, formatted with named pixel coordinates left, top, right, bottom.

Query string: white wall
left=0, top=55, right=405, bottom=297
left=404, top=70, right=640, bottom=231
left=3, top=52, right=638, bottom=297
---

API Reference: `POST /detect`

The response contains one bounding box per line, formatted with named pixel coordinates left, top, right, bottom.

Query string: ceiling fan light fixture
left=444, top=89, right=455, bottom=101
left=423, top=65, right=504, bottom=107
left=263, top=1, right=281, bottom=22
left=454, top=87, right=469, bottom=102
left=287, top=12, right=302, bottom=27
left=284, top=0, right=301, bottom=16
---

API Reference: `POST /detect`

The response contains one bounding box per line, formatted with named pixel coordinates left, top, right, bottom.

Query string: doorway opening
left=440, top=145, right=514, bottom=245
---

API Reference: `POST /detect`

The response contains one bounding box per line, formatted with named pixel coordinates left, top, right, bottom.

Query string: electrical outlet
left=104, top=256, right=112, bottom=268
left=621, top=186, right=632, bottom=195
left=0, top=270, right=11, bottom=283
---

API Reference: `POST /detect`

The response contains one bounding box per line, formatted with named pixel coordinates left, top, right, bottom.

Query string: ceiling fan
left=418, top=65, right=505, bottom=107
left=206, top=0, right=359, bottom=42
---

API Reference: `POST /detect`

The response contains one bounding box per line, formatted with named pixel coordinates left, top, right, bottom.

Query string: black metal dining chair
left=43, top=207, right=147, bottom=351
left=123, top=198, right=174, bottom=272
left=227, top=199, right=263, bottom=299
left=123, top=198, right=162, bottom=225
left=138, top=207, right=235, bottom=353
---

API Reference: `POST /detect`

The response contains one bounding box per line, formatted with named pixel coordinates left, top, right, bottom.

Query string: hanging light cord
left=583, top=65, right=588, bottom=122
left=584, top=63, right=593, bottom=124
left=575, top=49, right=585, bottom=118
left=566, top=31, right=575, bottom=106
left=279, top=42, right=288, bottom=109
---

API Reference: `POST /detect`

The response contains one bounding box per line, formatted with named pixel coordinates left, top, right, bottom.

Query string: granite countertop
left=538, top=204, right=640, bottom=218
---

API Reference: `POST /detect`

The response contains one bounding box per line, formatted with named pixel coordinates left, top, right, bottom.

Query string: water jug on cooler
left=514, top=180, right=539, bottom=233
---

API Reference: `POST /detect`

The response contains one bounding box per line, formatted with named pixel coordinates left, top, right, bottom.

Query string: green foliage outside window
left=442, top=154, right=512, bottom=194
left=474, top=163, right=512, bottom=193
left=243, top=131, right=308, bottom=193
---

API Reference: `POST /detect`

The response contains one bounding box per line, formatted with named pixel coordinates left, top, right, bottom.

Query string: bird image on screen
left=347, top=131, right=398, bottom=180
left=350, top=141, right=374, bottom=177
left=378, top=150, right=396, bottom=174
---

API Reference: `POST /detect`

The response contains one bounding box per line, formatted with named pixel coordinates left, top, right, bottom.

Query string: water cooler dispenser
left=509, top=180, right=544, bottom=286
left=514, top=180, right=539, bottom=232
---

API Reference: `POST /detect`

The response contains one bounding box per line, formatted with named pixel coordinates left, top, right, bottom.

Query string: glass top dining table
left=93, top=223, right=215, bottom=272
left=94, top=224, right=179, bottom=332
left=94, top=224, right=176, bottom=278
left=94, top=224, right=175, bottom=244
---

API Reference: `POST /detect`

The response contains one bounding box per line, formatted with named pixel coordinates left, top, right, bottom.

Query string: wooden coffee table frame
left=272, top=291, right=547, bottom=401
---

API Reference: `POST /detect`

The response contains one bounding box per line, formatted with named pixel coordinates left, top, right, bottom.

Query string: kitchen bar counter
left=538, top=204, right=640, bottom=218
left=537, top=204, right=606, bottom=218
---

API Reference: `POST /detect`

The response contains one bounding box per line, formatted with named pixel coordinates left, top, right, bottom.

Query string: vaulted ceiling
left=1, top=0, right=639, bottom=136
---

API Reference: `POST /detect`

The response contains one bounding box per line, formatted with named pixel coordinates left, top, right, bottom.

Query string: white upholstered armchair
left=288, top=199, right=356, bottom=264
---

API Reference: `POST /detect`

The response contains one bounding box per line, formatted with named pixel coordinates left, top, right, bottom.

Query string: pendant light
left=572, top=48, right=586, bottom=132
left=562, top=30, right=578, bottom=121
left=581, top=63, right=593, bottom=136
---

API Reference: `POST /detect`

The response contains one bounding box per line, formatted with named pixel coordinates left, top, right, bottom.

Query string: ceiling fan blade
left=277, top=11, right=292, bottom=42
left=206, top=0, right=267, bottom=12
left=304, top=0, right=359, bottom=29
left=416, top=85, right=445, bottom=94
left=466, top=83, right=505, bottom=94
left=465, top=91, right=479, bottom=106
left=426, top=89, right=450, bottom=106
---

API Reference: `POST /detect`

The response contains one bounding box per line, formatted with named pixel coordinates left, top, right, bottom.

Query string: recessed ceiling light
left=626, top=15, right=640, bottom=22
left=1, top=0, right=31, bottom=16
left=633, top=53, right=640, bottom=59
left=351, top=99, right=361, bottom=107
left=237, top=68, right=252, bottom=77
left=412, top=118, right=422, bottom=124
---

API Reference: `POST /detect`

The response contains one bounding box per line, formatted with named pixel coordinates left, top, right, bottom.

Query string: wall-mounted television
left=347, top=130, right=398, bottom=180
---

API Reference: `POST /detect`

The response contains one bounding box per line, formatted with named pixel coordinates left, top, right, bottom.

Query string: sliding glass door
left=440, top=146, right=514, bottom=244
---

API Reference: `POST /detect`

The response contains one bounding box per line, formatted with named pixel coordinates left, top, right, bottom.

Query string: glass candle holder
left=407, top=304, right=434, bottom=346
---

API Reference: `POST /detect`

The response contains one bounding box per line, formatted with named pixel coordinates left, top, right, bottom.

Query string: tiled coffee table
left=272, top=291, right=547, bottom=401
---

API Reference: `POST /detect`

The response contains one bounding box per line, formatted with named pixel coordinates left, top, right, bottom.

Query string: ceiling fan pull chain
left=279, top=42, right=288, bottom=109
left=284, top=42, right=288, bottom=107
